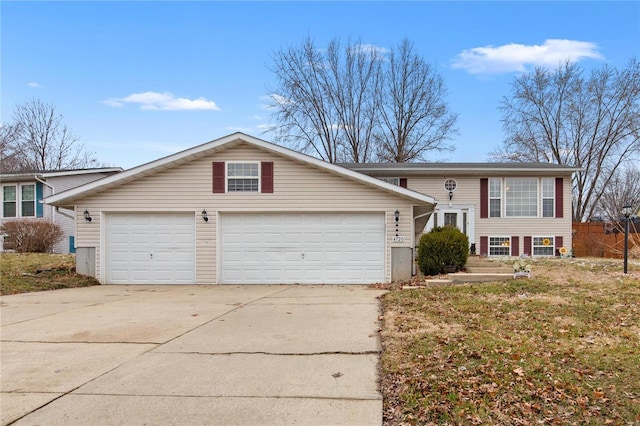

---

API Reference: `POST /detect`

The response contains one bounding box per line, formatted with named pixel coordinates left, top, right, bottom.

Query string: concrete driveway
left=1, top=285, right=386, bottom=425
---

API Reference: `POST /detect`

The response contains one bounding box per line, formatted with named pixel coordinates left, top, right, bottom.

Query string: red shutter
left=523, top=236, right=532, bottom=256
left=555, top=178, right=564, bottom=218
left=399, top=178, right=407, bottom=188
left=555, top=236, right=563, bottom=256
left=480, top=178, right=488, bottom=218
left=261, top=162, right=274, bottom=193
left=511, top=236, right=519, bottom=257
left=480, top=236, right=488, bottom=256
left=212, top=162, right=225, bottom=193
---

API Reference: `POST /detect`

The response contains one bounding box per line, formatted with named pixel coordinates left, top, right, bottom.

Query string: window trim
left=226, top=161, right=260, bottom=193
left=542, top=177, right=555, bottom=218
left=488, top=236, right=511, bottom=256
left=2, top=183, right=37, bottom=218
left=532, top=236, right=555, bottom=256
left=487, top=177, right=560, bottom=219
left=489, top=178, right=501, bottom=218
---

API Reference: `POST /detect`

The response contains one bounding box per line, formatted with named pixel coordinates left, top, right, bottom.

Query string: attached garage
left=45, top=133, right=436, bottom=285
left=220, top=212, right=385, bottom=284
left=105, top=213, right=195, bottom=284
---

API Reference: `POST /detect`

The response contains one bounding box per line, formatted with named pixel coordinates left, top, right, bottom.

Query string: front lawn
left=0, top=253, right=99, bottom=295
left=380, top=258, right=640, bottom=425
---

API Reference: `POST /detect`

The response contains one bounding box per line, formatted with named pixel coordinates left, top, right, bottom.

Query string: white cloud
left=103, top=91, right=220, bottom=111
left=452, top=39, right=604, bottom=74
left=27, top=82, right=43, bottom=88
left=353, top=43, right=389, bottom=56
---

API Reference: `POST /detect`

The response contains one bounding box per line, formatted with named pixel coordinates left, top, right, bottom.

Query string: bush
left=417, top=226, right=469, bottom=275
left=1, top=219, right=64, bottom=253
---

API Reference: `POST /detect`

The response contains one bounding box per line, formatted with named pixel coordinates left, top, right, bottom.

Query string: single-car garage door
left=220, top=212, right=385, bottom=284
left=106, top=213, right=195, bottom=284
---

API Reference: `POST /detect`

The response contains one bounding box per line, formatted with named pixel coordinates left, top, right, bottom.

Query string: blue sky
left=2, top=1, right=639, bottom=169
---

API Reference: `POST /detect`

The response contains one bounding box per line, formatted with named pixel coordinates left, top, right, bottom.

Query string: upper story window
left=380, top=177, right=400, bottom=186
left=489, top=178, right=501, bottom=218
left=444, top=178, right=457, bottom=191
left=542, top=178, right=555, bottom=218
left=505, top=177, right=537, bottom=217
left=2, top=184, right=36, bottom=218
left=3, top=186, right=16, bottom=217
left=484, top=177, right=562, bottom=218
left=227, top=162, right=259, bottom=192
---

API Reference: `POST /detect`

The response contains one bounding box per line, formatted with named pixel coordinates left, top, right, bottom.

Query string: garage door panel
left=221, top=213, right=384, bottom=284
left=106, top=213, right=195, bottom=284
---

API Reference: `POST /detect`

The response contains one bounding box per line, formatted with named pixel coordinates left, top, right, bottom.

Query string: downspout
left=34, top=175, right=74, bottom=219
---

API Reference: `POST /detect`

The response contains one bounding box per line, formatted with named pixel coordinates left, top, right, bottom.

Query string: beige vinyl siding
left=407, top=174, right=574, bottom=255
left=76, top=143, right=417, bottom=283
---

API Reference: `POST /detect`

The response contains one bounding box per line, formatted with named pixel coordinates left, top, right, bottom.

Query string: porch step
left=465, top=256, right=513, bottom=274
left=447, top=272, right=514, bottom=283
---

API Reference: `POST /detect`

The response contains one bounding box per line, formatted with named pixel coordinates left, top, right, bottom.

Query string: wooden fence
left=572, top=220, right=639, bottom=258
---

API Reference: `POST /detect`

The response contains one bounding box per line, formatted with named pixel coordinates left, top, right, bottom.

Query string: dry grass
left=0, top=253, right=99, bottom=295
left=380, top=257, right=640, bottom=425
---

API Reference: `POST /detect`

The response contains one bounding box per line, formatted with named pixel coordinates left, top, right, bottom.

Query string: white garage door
left=106, top=213, right=195, bottom=284
left=220, top=213, right=385, bottom=284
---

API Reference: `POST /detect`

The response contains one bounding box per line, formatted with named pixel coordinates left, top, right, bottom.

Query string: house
left=344, top=162, right=579, bottom=258
left=45, top=133, right=436, bottom=285
left=1, top=168, right=123, bottom=253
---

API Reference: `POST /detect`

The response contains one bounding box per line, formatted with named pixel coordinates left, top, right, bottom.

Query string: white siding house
left=1, top=168, right=122, bottom=253
left=46, top=134, right=435, bottom=284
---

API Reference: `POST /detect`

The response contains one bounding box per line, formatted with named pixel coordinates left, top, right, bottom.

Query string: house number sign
left=392, top=236, right=405, bottom=242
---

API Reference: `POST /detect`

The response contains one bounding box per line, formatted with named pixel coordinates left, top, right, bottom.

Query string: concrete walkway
left=1, top=285, right=386, bottom=425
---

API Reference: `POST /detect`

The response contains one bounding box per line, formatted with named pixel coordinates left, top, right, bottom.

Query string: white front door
left=219, top=212, right=385, bottom=284
left=426, top=207, right=474, bottom=243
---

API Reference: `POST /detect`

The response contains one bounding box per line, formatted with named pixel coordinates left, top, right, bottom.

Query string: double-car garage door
left=105, top=212, right=385, bottom=285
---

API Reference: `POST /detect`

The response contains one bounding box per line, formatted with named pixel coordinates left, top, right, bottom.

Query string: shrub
left=417, top=226, right=469, bottom=275
left=1, top=219, right=64, bottom=253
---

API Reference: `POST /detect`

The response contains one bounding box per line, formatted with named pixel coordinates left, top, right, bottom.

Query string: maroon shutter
left=523, top=236, right=532, bottom=256
left=261, top=162, right=274, bottom=193
left=555, top=178, right=564, bottom=218
left=480, top=178, right=488, bottom=218
left=511, top=236, right=519, bottom=257
left=555, top=236, right=563, bottom=256
left=212, top=162, right=225, bottom=193
left=399, top=178, right=407, bottom=188
left=480, top=236, right=488, bottom=256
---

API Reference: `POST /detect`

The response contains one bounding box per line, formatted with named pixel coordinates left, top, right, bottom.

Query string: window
left=21, top=185, right=35, bottom=217
left=444, top=178, right=457, bottom=191
left=227, top=163, right=259, bottom=192
left=489, top=236, right=510, bottom=256
left=505, top=178, right=537, bottom=217
left=380, top=177, right=400, bottom=186
left=542, top=178, right=554, bottom=217
left=489, top=178, right=501, bottom=218
left=3, top=186, right=16, bottom=217
left=533, top=236, right=554, bottom=256
left=444, top=212, right=457, bottom=227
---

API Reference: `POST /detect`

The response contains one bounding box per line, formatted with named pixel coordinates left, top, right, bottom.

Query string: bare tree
left=268, top=38, right=382, bottom=163
left=268, top=37, right=457, bottom=163
left=376, top=39, right=457, bottom=162
left=596, top=165, right=640, bottom=222
left=0, top=123, right=23, bottom=173
left=1, top=99, right=99, bottom=173
left=492, top=59, right=640, bottom=221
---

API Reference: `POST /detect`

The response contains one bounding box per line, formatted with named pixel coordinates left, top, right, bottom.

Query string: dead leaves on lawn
left=380, top=258, right=640, bottom=425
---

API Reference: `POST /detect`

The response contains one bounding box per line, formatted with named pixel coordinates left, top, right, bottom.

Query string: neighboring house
left=344, top=163, right=579, bottom=258
left=45, top=133, right=436, bottom=285
left=1, top=168, right=123, bottom=253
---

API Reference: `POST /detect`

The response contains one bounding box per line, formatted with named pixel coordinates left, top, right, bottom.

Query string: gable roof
left=45, top=133, right=437, bottom=207
left=1, top=167, right=123, bottom=183
left=342, top=162, right=581, bottom=176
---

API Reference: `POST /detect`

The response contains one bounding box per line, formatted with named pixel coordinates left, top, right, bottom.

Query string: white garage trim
left=219, top=212, right=385, bottom=284
left=104, top=212, right=196, bottom=284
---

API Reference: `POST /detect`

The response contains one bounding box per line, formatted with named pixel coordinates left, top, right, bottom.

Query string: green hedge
left=417, top=226, right=469, bottom=275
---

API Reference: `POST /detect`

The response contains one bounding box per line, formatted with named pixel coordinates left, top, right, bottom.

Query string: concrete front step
left=465, top=266, right=513, bottom=274
left=447, top=273, right=515, bottom=283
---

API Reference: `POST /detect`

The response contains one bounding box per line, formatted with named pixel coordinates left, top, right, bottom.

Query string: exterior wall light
left=202, top=209, right=209, bottom=222
left=622, top=204, right=633, bottom=274
left=83, top=209, right=92, bottom=222
left=449, top=190, right=454, bottom=201
left=394, top=210, right=400, bottom=237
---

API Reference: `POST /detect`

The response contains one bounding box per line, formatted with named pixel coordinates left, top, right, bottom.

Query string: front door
left=426, top=207, right=474, bottom=243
